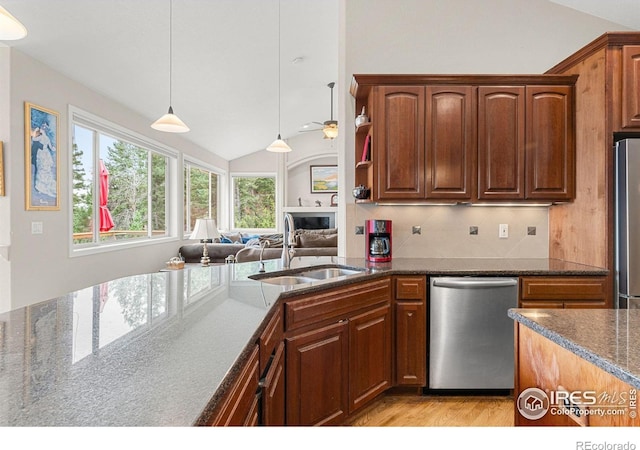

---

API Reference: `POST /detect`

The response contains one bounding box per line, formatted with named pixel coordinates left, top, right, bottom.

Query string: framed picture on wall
left=25, top=102, right=60, bottom=210
left=310, top=165, right=338, bottom=193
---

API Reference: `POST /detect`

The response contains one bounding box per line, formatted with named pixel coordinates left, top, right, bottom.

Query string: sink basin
left=257, top=275, right=316, bottom=286
left=250, top=265, right=366, bottom=286
left=297, top=268, right=364, bottom=280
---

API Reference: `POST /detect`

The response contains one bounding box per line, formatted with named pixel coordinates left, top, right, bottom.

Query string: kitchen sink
left=256, top=275, right=316, bottom=286
left=296, top=267, right=364, bottom=280
left=249, top=265, right=366, bottom=285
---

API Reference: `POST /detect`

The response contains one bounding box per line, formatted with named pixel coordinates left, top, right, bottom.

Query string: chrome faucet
left=282, top=213, right=295, bottom=269
left=258, top=240, right=270, bottom=272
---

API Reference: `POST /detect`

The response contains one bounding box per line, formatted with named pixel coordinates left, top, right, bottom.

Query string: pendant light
left=266, top=0, right=291, bottom=152
left=0, top=5, right=27, bottom=40
left=151, top=0, right=189, bottom=133
left=322, top=82, right=338, bottom=140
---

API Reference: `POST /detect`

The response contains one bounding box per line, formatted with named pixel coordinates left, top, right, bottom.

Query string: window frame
left=183, top=156, right=226, bottom=237
left=68, top=105, right=179, bottom=257
left=229, top=171, right=278, bottom=232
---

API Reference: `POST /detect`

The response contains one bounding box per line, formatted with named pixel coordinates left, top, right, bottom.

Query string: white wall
left=1, top=49, right=229, bottom=313
left=339, top=0, right=631, bottom=259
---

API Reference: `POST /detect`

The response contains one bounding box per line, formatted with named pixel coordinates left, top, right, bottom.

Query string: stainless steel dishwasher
left=429, top=276, right=518, bottom=390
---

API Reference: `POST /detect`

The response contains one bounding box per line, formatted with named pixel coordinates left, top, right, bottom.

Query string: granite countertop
left=509, top=308, right=640, bottom=389
left=0, top=256, right=606, bottom=426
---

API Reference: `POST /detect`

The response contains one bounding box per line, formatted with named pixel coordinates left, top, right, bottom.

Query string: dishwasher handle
left=432, top=278, right=518, bottom=289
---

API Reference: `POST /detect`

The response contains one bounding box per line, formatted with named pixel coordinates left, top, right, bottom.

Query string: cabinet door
left=477, top=86, right=525, bottom=200
left=374, top=86, right=426, bottom=200
left=425, top=85, right=475, bottom=200
left=525, top=85, right=575, bottom=200
left=622, top=45, right=640, bottom=129
left=261, top=341, right=285, bottom=426
left=349, top=304, right=392, bottom=413
left=286, top=321, right=349, bottom=426
left=208, top=345, right=260, bottom=426
left=395, top=301, right=426, bottom=386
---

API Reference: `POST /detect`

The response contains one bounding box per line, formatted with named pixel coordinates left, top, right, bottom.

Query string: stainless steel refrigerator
left=616, top=138, right=640, bottom=308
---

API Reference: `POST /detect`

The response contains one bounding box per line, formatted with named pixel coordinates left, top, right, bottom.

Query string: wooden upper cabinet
left=525, top=85, right=575, bottom=201
left=622, top=45, right=640, bottom=129
left=374, top=86, right=425, bottom=200
left=477, top=86, right=526, bottom=200
left=351, top=74, right=576, bottom=203
left=425, top=86, right=475, bottom=200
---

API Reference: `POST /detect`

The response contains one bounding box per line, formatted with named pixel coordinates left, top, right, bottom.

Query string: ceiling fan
left=299, top=82, right=338, bottom=139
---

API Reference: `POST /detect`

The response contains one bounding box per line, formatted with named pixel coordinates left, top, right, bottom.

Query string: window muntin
left=71, top=111, right=174, bottom=251
left=184, top=162, right=219, bottom=234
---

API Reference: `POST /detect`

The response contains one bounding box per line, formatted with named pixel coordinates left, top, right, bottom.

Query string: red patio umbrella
left=99, top=159, right=114, bottom=232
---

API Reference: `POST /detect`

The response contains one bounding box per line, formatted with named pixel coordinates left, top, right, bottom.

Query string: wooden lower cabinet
left=207, top=345, right=260, bottom=426
left=519, top=276, right=607, bottom=308
left=261, top=341, right=286, bottom=426
left=349, top=304, right=392, bottom=413
left=284, top=278, right=393, bottom=425
left=286, top=320, right=349, bottom=426
left=394, top=276, right=427, bottom=386
left=515, top=324, right=639, bottom=426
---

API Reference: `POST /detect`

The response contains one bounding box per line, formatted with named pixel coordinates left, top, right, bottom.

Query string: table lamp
left=189, top=218, right=221, bottom=266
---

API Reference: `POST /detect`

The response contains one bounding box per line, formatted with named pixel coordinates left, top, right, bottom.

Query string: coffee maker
left=365, top=219, right=392, bottom=262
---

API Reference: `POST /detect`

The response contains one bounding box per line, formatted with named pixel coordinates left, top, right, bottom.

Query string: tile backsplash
left=345, top=204, right=549, bottom=259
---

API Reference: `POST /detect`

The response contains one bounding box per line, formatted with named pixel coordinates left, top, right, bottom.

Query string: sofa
left=178, top=228, right=338, bottom=264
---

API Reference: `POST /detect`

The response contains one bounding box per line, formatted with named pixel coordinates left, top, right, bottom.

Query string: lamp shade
left=189, top=218, right=221, bottom=240
left=322, top=121, right=338, bottom=139
left=266, top=134, right=292, bottom=152
left=151, top=106, right=190, bottom=133
left=0, top=6, right=27, bottom=40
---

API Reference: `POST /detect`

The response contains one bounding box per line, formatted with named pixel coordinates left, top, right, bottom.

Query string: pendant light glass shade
left=322, top=82, right=338, bottom=140
left=267, top=0, right=291, bottom=153
left=267, top=134, right=292, bottom=152
left=151, top=0, right=189, bottom=133
left=152, top=106, right=190, bottom=133
left=322, top=121, right=338, bottom=139
left=0, top=5, right=27, bottom=40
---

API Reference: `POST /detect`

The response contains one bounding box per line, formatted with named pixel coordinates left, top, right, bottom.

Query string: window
left=71, top=107, right=176, bottom=251
left=231, top=174, right=276, bottom=230
left=184, top=161, right=220, bottom=234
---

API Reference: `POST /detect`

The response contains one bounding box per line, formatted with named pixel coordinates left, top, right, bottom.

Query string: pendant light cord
left=169, top=0, right=173, bottom=108
left=277, top=0, right=281, bottom=135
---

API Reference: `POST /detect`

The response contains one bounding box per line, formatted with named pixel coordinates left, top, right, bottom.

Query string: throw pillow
left=241, top=234, right=260, bottom=244
left=221, top=232, right=242, bottom=243
left=298, top=233, right=338, bottom=248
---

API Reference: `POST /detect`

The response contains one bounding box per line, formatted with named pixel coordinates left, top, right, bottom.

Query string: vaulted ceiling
left=1, top=0, right=638, bottom=161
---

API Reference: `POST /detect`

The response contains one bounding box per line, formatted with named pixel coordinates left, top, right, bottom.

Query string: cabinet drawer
left=520, top=277, right=607, bottom=300
left=285, top=278, right=391, bottom=332
left=395, top=276, right=426, bottom=300
left=259, top=306, right=283, bottom=374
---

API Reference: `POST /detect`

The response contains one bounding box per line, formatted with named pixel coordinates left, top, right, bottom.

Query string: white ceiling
left=1, top=0, right=338, bottom=161
left=1, top=0, right=638, bottom=161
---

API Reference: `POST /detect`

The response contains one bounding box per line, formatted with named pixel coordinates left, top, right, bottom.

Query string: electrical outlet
left=499, top=224, right=508, bottom=238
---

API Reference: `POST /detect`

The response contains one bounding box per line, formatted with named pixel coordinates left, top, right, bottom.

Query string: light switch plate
left=32, top=222, right=43, bottom=234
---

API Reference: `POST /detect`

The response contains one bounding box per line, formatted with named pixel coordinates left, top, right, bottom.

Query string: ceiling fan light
left=322, top=121, right=338, bottom=139
left=0, top=5, right=27, bottom=40
left=151, top=106, right=190, bottom=133
left=266, top=134, right=292, bottom=152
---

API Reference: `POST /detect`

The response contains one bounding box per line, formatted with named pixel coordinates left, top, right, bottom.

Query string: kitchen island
left=0, top=256, right=605, bottom=426
left=509, top=308, right=640, bottom=426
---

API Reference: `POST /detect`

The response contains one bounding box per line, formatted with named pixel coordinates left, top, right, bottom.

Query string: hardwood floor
left=345, top=393, right=514, bottom=427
